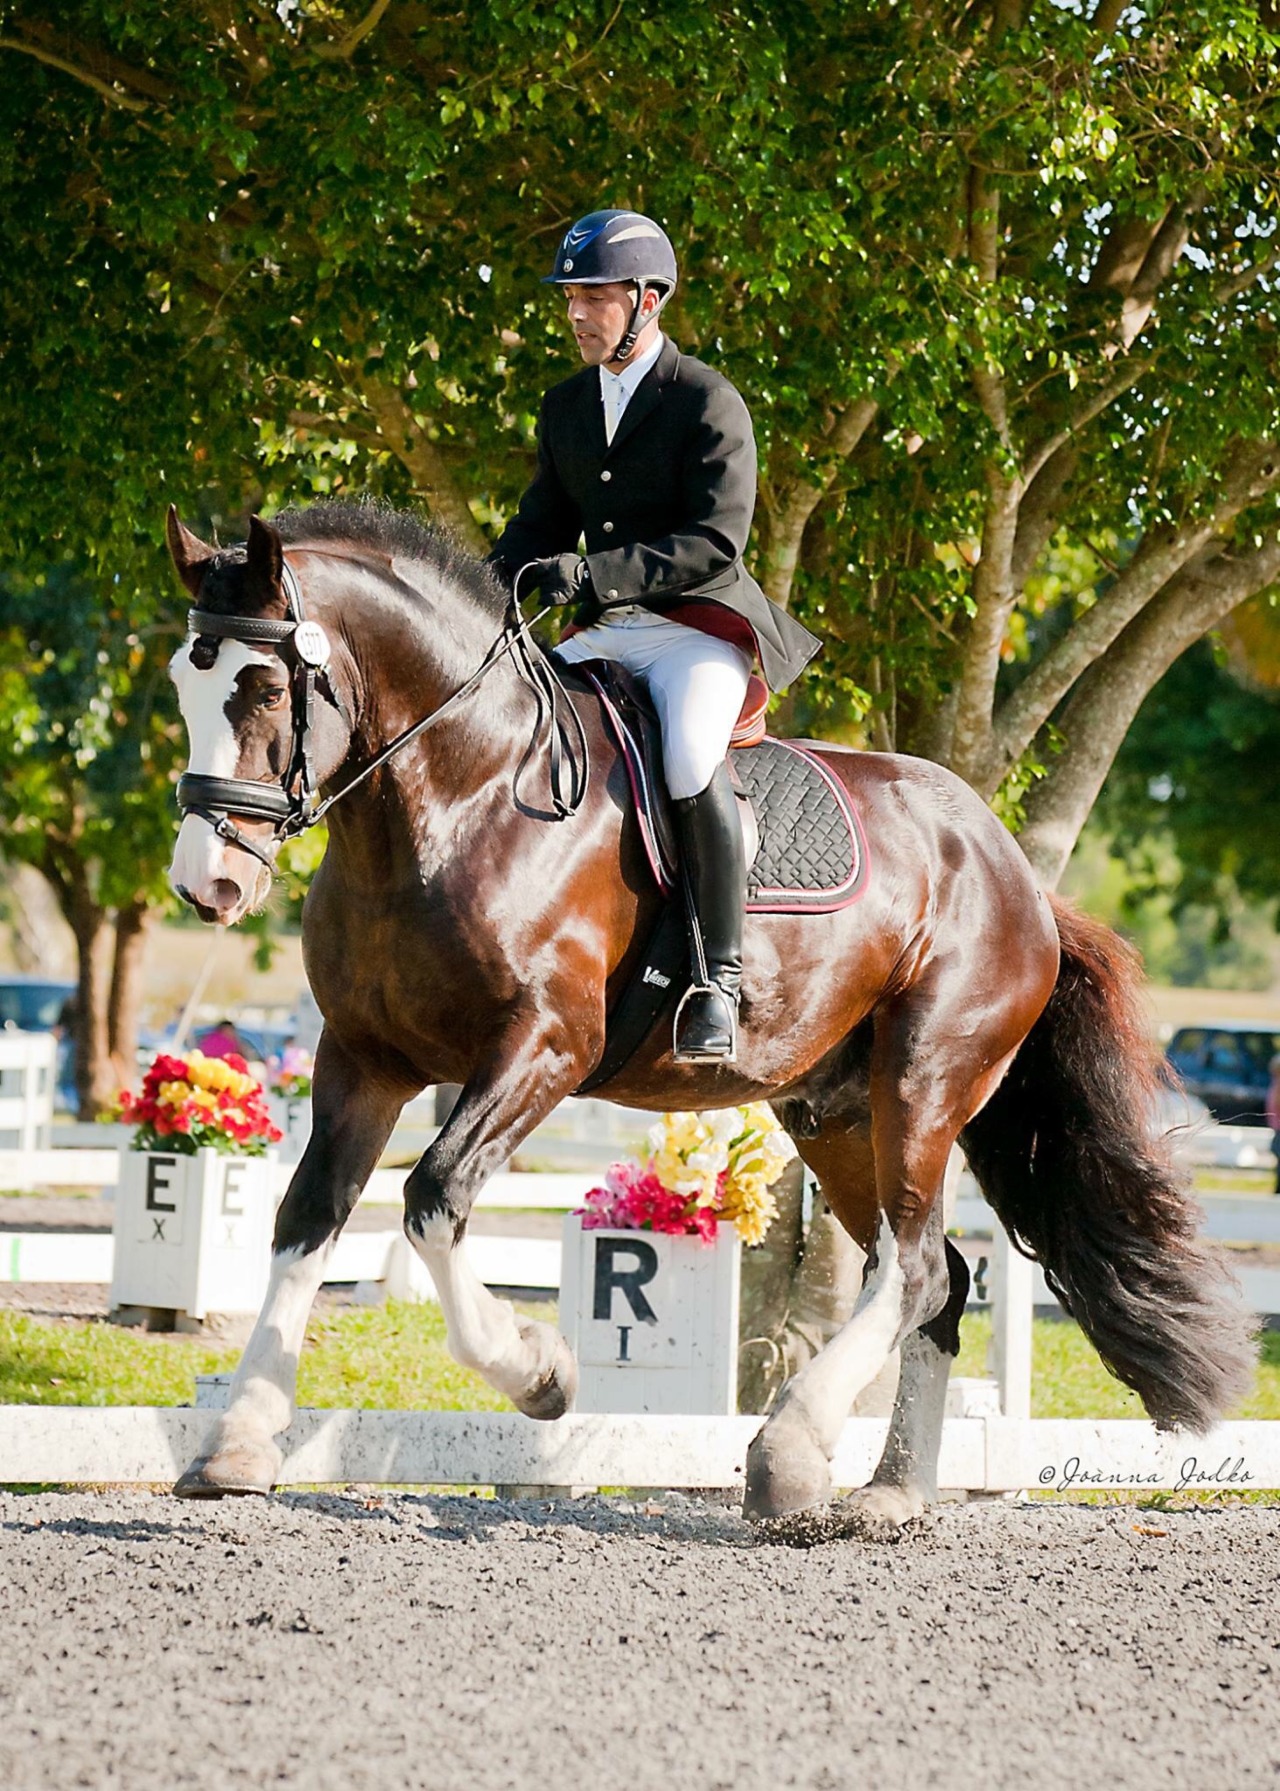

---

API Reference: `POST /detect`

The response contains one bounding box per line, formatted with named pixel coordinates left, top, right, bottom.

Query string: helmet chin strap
left=609, top=281, right=670, bottom=365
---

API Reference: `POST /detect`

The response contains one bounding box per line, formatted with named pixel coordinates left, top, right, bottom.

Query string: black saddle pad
left=733, top=739, right=866, bottom=911
left=577, top=664, right=868, bottom=914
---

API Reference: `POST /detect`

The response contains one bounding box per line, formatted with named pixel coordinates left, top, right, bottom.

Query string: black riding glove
left=524, top=553, right=592, bottom=606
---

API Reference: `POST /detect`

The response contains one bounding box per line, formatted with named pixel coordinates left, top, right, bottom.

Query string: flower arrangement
left=576, top=1104, right=796, bottom=1246
left=118, top=1050, right=283, bottom=1157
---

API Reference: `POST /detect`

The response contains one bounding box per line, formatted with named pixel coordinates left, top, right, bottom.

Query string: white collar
left=600, top=331, right=664, bottom=398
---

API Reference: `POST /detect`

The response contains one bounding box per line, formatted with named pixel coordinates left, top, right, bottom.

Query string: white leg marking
left=409, top=1215, right=542, bottom=1401
left=221, top=1243, right=330, bottom=1445
left=773, top=1213, right=906, bottom=1456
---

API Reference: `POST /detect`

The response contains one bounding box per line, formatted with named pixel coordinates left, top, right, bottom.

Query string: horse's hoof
left=742, top=1413, right=832, bottom=1522
left=173, top=1434, right=281, bottom=1500
left=833, top=1483, right=929, bottom=1540
left=513, top=1322, right=578, bottom=1421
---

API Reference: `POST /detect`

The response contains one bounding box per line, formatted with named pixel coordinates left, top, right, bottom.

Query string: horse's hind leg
left=839, top=1229, right=969, bottom=1534
left=746, top=972, right=1013, bottom=1528
left=174, top=1034, right=407, bottom=1498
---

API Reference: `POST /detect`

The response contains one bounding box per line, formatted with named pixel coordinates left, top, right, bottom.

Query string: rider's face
left=563, top=282, right=660, bottom=368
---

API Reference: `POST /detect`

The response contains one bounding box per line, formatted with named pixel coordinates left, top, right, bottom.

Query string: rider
left=488, top=209, right=821, bottom=1063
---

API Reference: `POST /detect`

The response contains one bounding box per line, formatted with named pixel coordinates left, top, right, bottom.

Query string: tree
left=0, top=563, right=184, bottom=1113
left=1092, top=629, right=1280, bottom=922
left=3, top=2, right=1276, bottom=878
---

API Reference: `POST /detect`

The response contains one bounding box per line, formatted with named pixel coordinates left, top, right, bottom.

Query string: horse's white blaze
left=217, top=1243, right=330, bottom=1446
left=408, top=1214, right=540, bottom=1400
left=775, top=1213, right=906, bottom=1454
left=168, top=637, right=275, bottom=899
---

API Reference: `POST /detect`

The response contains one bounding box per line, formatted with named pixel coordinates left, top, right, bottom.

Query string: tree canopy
left=3, top=0, right=1279, bottom=895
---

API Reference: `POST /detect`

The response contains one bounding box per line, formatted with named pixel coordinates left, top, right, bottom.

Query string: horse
left=163, top=499, right=1255, bottom=1529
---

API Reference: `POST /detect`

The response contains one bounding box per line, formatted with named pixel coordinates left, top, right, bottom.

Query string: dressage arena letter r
left=593, top=1238, right=659, bottom=1325
left=145, top=1155, right=177, bottom=1240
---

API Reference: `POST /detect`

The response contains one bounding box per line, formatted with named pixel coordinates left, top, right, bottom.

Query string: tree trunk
left=1018, top=535, right=1280, bottom=886
left=67, top=891, right=115, bottom=1119
left=108, top=898, right=151, bottom=1092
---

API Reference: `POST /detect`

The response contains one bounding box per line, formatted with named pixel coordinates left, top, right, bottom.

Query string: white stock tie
left=602, top=374, right=623, bottom=445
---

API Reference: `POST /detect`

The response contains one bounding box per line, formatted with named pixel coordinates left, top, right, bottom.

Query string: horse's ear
left=166, top=506, right=214, bottom=598
left=244, top=514, right=288, bottom=618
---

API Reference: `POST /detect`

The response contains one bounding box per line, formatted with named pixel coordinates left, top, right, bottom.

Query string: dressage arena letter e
left=145, top=1155, right=178, bottom=1241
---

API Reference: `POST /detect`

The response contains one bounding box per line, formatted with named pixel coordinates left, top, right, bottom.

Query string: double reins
left=176, top=559, right=591, bottom=868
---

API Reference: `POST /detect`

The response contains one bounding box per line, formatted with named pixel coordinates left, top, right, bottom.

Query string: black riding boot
left=672, top=762, right=747, bottom=1063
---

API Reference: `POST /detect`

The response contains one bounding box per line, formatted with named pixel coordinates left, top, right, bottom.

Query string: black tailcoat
left=489, top=338, right=821, bottom=692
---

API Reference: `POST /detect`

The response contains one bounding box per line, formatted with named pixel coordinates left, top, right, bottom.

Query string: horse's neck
left=319, top=559, right=528, bottom=865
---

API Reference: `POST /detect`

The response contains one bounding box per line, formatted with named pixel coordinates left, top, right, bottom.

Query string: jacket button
left=600, top=470, right=612, bottom=482
left=606, top=589, right=619, bottom=599
left=602, top=521, right=614, bottom=533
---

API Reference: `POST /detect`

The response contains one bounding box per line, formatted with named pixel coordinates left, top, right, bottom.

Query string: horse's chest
left=302, top=869, right=513, bottom=1065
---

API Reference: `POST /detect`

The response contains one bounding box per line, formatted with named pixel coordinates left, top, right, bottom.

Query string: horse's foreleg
left=402, top=1011, right=594, bottom=1420
left=174, top=1034, right=408, bottom=1498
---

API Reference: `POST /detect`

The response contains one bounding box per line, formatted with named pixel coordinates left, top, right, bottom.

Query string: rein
left=176, top=558, right=591, bottom=868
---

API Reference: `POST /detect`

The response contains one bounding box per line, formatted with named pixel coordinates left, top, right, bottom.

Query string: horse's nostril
left=210, top=878, right=242, bottom=912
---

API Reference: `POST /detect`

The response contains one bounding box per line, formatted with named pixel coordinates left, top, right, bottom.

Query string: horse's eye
left=260, top=688, right=287, bottom=709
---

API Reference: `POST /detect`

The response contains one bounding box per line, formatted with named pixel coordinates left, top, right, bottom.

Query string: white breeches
left=555, top=608, right=753, bottom=799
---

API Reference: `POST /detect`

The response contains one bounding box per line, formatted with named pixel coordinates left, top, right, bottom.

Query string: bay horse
left=164, top=501, right=1254, bottom=1528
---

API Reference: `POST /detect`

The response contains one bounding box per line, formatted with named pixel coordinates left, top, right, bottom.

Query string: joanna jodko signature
left=1038, top=1455, right=1253, bottom=1494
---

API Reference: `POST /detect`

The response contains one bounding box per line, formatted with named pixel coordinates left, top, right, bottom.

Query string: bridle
left=175, top=558, right=589, bottom=870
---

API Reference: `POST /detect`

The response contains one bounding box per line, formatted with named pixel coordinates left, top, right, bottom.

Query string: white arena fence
left=0, top=1032, right=56, bottom=1152
left=3, top=1407, right=1278, bottom=1495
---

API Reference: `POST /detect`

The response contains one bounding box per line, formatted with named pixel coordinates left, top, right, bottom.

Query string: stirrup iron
left=672, top=979, right=739, bottom=1064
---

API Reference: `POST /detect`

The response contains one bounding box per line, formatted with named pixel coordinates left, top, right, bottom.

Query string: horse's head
left=165, top=508, right=348, bottom=926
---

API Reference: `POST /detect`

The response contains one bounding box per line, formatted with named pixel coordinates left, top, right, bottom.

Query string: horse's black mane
left=272, top=499, right=505, bottom=617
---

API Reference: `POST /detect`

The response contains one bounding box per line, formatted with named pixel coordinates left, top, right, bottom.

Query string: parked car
left=1165, top=1023, right=1280, bottom=1126
left=0, top=974, right=78, bottom=1107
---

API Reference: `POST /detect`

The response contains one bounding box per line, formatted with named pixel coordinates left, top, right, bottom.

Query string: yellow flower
left=157, top=1080, right=191, bottom=1109
left=189, top=1087, right=219, bottom=1113
left=643, top=1103, right=795, bottom=1243
left=186, top=1050, right=257, bottom=1100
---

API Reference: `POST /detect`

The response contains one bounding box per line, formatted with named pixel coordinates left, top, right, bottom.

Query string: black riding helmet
left=544, top=209, right=678, bottom=361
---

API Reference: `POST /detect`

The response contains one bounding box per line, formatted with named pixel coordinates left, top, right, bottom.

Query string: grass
left=953, top=1309, right=1280, bottom=1419
left=4, top=1300, right=1279, bottom=1418
left=0, top=1299, right=539, bottom=1411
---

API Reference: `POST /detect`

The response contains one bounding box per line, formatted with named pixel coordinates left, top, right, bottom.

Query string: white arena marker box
left=559, top=1216, right=741, bottom=1415
left=110, top=1148, right=276, bottom=1321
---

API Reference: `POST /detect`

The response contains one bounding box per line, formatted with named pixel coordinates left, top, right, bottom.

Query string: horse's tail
left=961, top=892, right=1256, bottom=1431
